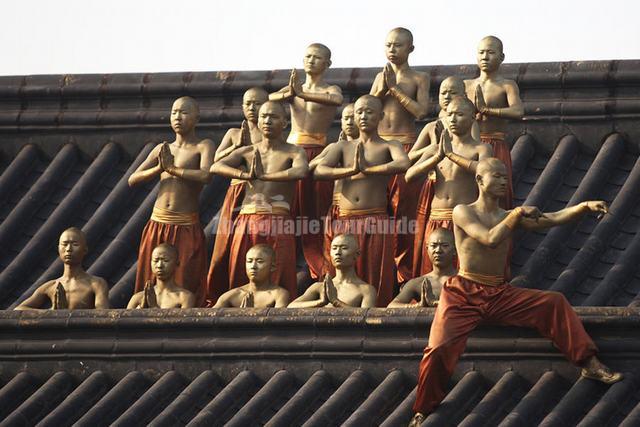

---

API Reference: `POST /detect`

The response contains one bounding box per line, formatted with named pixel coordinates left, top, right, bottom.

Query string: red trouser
left=413, top=275, right=598, bottom=414
left=206, top=182, right=244, bottom=305
left=481, top=134, right=513, bottom=209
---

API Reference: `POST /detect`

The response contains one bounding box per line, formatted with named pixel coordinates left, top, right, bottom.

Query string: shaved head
left=447, top=96, right=476, bottom=114
left=429, top=227, right=454, bottom=244
left=479, top=35, right=503, bottom=53
left=355, top=94, right=383, bottom=112
left=389, top=27, right=413, bottom=45
left=307, top=43, right=332, bottom=60
left=61, top=227, right=86, bottom=247
left=440, top=76, right=465, bottom=93
left=173, top=96, right=200, bottom=116
left=244, top=87, right=268, bottom=102
left=259, top=100, right=287, bottom=118
left=247, top=243, right=275, bottom=263
left=153, top=243, right=179, bottom=261
left=332, top=233, right=359, bottom=249
left=476, top=157, right=507, bottom=176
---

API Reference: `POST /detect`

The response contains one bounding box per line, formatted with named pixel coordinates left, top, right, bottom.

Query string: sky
left=2, top=0, right=638, bottom=76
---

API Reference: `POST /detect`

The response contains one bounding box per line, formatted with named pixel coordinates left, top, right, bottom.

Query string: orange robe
left=413, top=274, right=597, bottom=415
left=381, top=134, right=422, bottom=283
left=228, top=207, right=297, bottom=298
left=481, top=132, right=513, bottom=209
left=205, top=181, right=244, bottom=306
left=412, top=177, right=436, bottom=277
left=135, top=206, right=207, bottom=307
left=288, top=132, right=333, bottom=280
left=324, top=207, right=395, bottom=307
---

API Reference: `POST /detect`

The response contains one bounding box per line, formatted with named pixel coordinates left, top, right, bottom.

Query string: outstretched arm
left=520, top=201, right=608, bottom=231
left=453, top=205, right=537, bottom=248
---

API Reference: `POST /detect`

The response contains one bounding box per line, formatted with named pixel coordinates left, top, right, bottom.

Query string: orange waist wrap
left=429, top=208, right=453, bottom=221
left=151, top=206, right=199, bottom=225
left=480, top=132, right=506, bottom=142
left=457, top=269, right=505, bottom=287
left=379, top=133, right=417, bottom=144
left=338, top=206, right=388, bottom=217
left=239, top=204, right=291, bottom=216
left=287, top=132, right=327, bottom=147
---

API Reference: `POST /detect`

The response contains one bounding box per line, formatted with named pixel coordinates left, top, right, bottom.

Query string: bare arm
left=360, top=142, right=410, bottom=175
left=309, top=143, right=335, bottom=171
left=388, top=72, right=430, bottom=120
left=360, top=286, right=377, bottom=308
left=269, top=85, right=294, bottom=102
left=214, top=129, right=239, bottom=162
left=387, top=281, right=421, bottom=308
left=369, top=72, right=387, bottom=98
left=476, top=82, right=524, bottom=120
left=520, top=201, right=607, bottom=231
left=181, top=292, right=196, bottom=309
left=128, top=145, right=162, bottom=186
left=165, top=140, right=215, bottom=184
left=453, top=205, right=519, bottom=248
left=409, top=122, right=436, bottom=162
left=314, top=143, right=359, bottom=180
left=212, top=290, right=236, bottom=308
left=126, top=292, right=143, bottom=309
left=92, top=279, right=110, bottom=309
left=405, top=144, right=441, bottom=182
left=14, top=282, right=53, bottom=311
left=274, top=289, right=291, bottom=308
left=445, top=143, right=493, bottom=174
left=297, top=85, right=343, bottom=106
left=287, top=283, right=326, bottom=308
left=210, top=148, right=252, bottom=180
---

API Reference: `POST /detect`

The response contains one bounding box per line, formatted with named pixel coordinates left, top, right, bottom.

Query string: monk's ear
left=499, top=52, right=505, bottom=63
left=270, top=258, right=277, bottom=273
left=475, top=173, right=483, bottom=186
left=326, top=58, right=332, bottom=68
left=409, top=44, right=415, bottom=54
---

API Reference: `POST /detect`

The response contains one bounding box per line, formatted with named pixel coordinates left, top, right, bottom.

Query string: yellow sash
left=151, top=206, right=199, bottom=226
left=458, top=269, right=505, bottom=287
left=332, top=192, right=342, bottom=206
left=429, top=208, right=453, bottom=221
left=480, top=132, right=506, bottom=142
left=287, top=132, right=327, bottom=147
left=380, top=133, right=417, bottom=144
left=239, top=204, right=291, bottom=216
left=338, top=206, right=387, bottom=218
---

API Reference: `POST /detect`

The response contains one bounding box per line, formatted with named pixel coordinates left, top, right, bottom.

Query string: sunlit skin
left=128, top=97, right=216, bottom=214
left=410, top=77, right=480, bottom=162
left=215, top=88, right=268, bottom=163
left=388, top=229, right=457, bottom=308
left=370, top=28, right=430, bottom=140
left=406, top=98, right=492, bottom=210
left=314, top=95, right=410, bottom=212
left=269, top=44, right=343, bottom=136
left=309, top=104, right=359, bottom=171
left=288, top=235, right=377, bottom=308
left=213, top=245, right=290, bottom=308
left=210, top=101, right=309, bottom=212
left=15, top=228, right=109, bottom=310
left=464, top=36, right=524, bottom=134
left=127, top=245, right=195, bottom=309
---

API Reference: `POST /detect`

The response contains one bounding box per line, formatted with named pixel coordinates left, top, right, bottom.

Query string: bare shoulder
left=500, top=78, right=519, bottom=89
left=453, top=203, right=475, bottom=221
left=287, top=143, right=308, bottom=156
left=360, top=282, right=377, bottom=294
left=476, top=142, right=493, bottom=156
left=36, top=280, right=58, bottom=296
left=90, top=276, right=109, bottom=291
left=403, top=277, right=424, bottom=291
left=275, top=286, right=290, bottom=298
left=327, top=84, right=342, bottom=93
left=412, top=69, right=430, bottom=82
left=385, top=138, right=405, bottom=150
left=198, top=138, right=216, bottom=149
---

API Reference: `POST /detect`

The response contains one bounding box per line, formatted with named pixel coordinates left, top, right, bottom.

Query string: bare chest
left=169, top=145, right=202, bottom=169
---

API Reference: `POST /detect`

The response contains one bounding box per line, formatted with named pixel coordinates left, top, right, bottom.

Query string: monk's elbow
left=415, top=109, right=429, bottom=121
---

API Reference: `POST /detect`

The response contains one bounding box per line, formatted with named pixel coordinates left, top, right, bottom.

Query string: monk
left=15, top=228, right=109, bottom=310
left=315, top=95, right=410, bottom=306
left=308, top=104, right=359, bottom=273
left=409, top=158, right=623, bottom=425
left=214, top=244, right=290, bottom=308
left=408, top=76, right=475, bottom=277
left=127, top=243, right=195, bottom=309
left=129, top=96, right=215, bottom=307
left=465, top=35, right=524, bottom=209
left=270, top=43, right=343, bottom=284
left=210, top=101, right=309, bottom=299
left=406, top=96, right=492, bottom=274
left=388, top=228, right=456, bottom=308
left=370, top=27, right=430, bottom=283
left=206, top=87, right=268, bottom=305
left=289, top=234, right=377, bottom=308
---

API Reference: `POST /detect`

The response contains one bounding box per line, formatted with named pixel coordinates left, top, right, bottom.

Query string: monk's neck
left=262, top=136, right=285, bottom=149
left=479, top=68, right=501, bottom=81
left=476, top=190, right=500, bottom=212
left=432, top=263, right=456, bottom=278
left=333, top=266, right=360, bottom=284
left=61, top=263, right=84, bottom=280
left=304, top=72, right=325, bottom=89
left=247, top=280, right=270, bottom=291
left=390, top=62, right=410, bottom=73
left=174, top=130, right=198, bottom=146
left=451, top=133, right=474, bottom=146
left=154, top=278, right=176, bottom=292
left=359, top=129, right=380, bottom=143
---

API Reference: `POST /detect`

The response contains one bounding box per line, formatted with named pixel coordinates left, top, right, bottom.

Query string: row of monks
left=14, top=28, right=624, bottom=421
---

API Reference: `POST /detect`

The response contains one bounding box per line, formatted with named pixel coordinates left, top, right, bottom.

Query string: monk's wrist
left=390, top=87, right=411, bottom=108
left=446, top=152, right=472, bottom=170
left=504, top=207, right=523, bottom=229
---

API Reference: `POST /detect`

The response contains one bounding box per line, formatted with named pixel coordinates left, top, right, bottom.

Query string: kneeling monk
left=210, top=101, right=309, bottom=299
left=289, top=234, right=377, bottom=308
left=409, top=158, right=623, bottom=425
left=214, top=244, right=290, bottom=308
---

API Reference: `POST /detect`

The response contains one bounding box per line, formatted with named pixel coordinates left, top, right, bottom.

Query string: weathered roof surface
left=0, top=60, right=639, bottom=309
left=0, top=308, right=639, bottom=426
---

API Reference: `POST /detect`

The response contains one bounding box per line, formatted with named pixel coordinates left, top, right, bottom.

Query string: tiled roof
left=0, top=60, right=639, bottom=309
left=1, top=308, right=639, bottom=426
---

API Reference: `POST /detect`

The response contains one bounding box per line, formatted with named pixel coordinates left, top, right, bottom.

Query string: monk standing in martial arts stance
left=129, top=97, right=215, bottom=307
left=270, top=43, right=343, bottom=284
left=465, top=35, right=524, bottom=209
left=315, top=95, right=410, bottom=306
left=210, top=101, right=309, bottom=299
left=206, top=87, right=268, bottom=305
left=409, top=158, right=623, bottom=426
left=370, top=27, right=430, bottom=283
left=406, top=96, right=492, bottom=275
